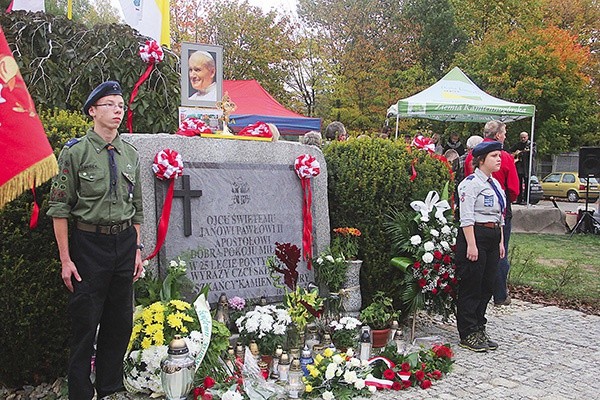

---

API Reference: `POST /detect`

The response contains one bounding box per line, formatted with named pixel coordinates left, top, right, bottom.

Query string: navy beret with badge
left=472, top=141, right=502, bottom=157
left=83, top=81, right=123, bottom=116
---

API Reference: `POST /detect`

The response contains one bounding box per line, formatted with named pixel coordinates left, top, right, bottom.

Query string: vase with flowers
left=332, top=227, right=361, bottom=260
left=333, top=227, right=363, bottom=314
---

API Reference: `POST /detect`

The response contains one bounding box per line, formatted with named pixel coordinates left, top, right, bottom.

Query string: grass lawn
left=509, top=233, right=600, bottom=303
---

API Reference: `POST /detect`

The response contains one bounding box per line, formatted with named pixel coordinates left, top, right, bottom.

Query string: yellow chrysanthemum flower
left=141, top=308, right=154, bottom=325
left=315, top=354, right=323, bottom=364
left=310, top=368, right=320, bottom=377
left=323, top=348, right=334, bottom=358
left=154, top=311, right=165, bottom=324
left=145, top=323, right=163, bottom=335
left=149, top=302, right=166, bottom=313
left=153, top=330, right=164, bottom=346
left=180, top=313, right=194, bottom=322
left=167, top=313, right=184, bottom=329
left=141, top=337, right=152, bottom=349
left=305, top=384, right=313, bottom=393
left=169, top=299, right=190, bottom=311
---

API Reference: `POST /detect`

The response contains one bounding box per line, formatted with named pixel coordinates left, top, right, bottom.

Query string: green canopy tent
left=387, top=67, right=537, bottom=204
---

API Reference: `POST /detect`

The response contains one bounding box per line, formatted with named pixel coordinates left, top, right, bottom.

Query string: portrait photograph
left=181, top=42, right=223, bottom=108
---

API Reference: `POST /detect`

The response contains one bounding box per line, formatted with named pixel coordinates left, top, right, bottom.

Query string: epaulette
left=122, top=138, right=138, bottom=151
left=64, top=138, right=80, bottom=148
left=465, top=175, right=475, bottom=180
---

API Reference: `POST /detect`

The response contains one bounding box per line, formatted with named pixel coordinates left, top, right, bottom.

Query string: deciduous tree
left=456, top=26, right=599, bottom=154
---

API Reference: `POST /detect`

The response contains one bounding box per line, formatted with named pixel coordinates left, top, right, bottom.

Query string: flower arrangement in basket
left=124, top=259, right=231, bottom=395
left=329, top=316, right=362, bottom=350
left=124, top=299, right=201, bottom=393
left=386, top=188, right=458, bottom=322
left=332, top=227, right=361, bottom=260
left=235, top=304, right=291, bottom=356
left=303, top=348, right=373, bottom=399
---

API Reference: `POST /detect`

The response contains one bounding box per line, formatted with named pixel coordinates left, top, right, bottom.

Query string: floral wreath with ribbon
left=294, top=154, right=320, bottom=270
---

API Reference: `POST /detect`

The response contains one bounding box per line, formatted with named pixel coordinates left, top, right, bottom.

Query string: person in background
left=432, top=133, right=444, bottom=154
left=188, top=50, right=216, bottom=101
left=454, top=135, right=484, bottom=222
left=456, top=141, right=506, bottom=352
left=443, top=132, right=466, bottom=156
left=510, top=131, right=535, bottom=205
left=464, top=121, right=518, bottom=307
left=47, top=81, right=144, bottom=399
left=404, top=133, right=412, bottom=145
left=302, top=130, right=322, bottom=147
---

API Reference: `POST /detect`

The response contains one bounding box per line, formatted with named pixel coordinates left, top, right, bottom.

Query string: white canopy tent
left=387, top=67, right=537, bottom=204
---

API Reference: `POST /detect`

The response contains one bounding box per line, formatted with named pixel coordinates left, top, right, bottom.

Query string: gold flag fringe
left=0, top=154, right=59, bottom=209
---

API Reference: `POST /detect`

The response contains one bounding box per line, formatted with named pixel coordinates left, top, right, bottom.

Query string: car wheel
left=567, top=190, right=579, bottom=202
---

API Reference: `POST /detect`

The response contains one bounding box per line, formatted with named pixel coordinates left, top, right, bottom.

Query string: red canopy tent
left=223, top=80, right=321, bottom=135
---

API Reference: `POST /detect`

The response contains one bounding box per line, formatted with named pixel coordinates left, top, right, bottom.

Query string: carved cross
left=173, top=175, right=202, bottom=236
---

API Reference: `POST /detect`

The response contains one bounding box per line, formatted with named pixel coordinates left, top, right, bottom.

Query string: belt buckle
left=110, top=224, right=120, bottom=234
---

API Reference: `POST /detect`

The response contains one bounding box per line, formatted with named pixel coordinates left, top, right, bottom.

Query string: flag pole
left=67, top=0, right=72, bottom=19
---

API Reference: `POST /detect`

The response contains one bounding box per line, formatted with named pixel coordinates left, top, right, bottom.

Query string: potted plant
left=359, top=292, right=397, bottom=348
left=329, top=316, right=362, bottom=351
left=235, top=304, right=291, bottom=356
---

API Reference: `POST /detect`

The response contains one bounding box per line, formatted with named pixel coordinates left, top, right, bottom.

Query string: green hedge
left=323, top=138, right=453, bottom=306
left=0, top=110, right=89, bottom=387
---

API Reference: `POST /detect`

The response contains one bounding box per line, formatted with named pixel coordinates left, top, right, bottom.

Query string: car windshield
left=579, top=177, right=599, bottom=184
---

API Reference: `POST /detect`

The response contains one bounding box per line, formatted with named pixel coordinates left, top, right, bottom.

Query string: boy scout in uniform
left=47, top=81, right=144, bottom=399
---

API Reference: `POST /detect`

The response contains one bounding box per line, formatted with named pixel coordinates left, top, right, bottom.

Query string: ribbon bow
left=294, top=154, right=320, bottom=269
left=410, top=190, right=450, bottom=223
left=127, top=39, right=164, bottom=133
left=176, top=117, right=213, bottom=136
left=412, top=135, right=435, bottom=153
left=238, top=121, right=273, bottom=137
left=145, top=149, right=183, bottom=260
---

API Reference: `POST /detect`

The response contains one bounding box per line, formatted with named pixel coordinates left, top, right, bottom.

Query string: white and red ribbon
left=144, top=149, right=183, bottom=261
left=294, top=154, right=320, bottom=270
left=238, top=121, right=273, bottom=138
left=364, top=356, right=411, bottom=390
left=127, top=39, right=164, bottom=133
left=412, top=135, right=435, bottom=153
left=176, top=117, right=213, bottom=137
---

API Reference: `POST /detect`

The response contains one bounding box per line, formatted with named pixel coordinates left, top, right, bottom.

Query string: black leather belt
left=475, top=222, right=500, bottom=229
left=76, top=220, right=132, bottom=235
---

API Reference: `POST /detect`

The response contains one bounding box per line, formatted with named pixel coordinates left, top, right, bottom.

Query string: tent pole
left=526, top=110, right=536, bottom=207
left=395, top=112, right=400, bottom=140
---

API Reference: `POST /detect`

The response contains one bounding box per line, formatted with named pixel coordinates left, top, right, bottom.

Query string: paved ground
left=370, top=299, right=600, bottom=400
left=3, top=300, right=598, bottom=399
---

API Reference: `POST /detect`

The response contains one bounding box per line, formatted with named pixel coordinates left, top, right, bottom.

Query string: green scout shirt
left=47, top=129, right=144, bottom=225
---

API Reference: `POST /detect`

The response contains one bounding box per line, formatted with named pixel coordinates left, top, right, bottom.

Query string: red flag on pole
left=0, top=26, right=58, bottom=209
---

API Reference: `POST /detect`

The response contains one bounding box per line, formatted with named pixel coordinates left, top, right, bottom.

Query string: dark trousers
left=68, top=226, right=136, bottom=400
left=494, top=217, right=511, bottom=303
left=455, top=225, right=501, bottom=339
left=517, top=173, right=528, bottom=203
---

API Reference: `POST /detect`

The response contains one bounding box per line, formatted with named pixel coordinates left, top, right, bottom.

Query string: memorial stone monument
left=123, top=134, right=329, bottom=303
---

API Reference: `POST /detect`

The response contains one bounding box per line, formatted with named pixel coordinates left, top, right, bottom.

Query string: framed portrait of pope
left=180, top=42, right=223, bottom=108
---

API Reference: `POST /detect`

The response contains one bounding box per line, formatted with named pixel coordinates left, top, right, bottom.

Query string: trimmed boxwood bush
left=323, top=138, right=454, bottom=306
left=0, top=110, right=90, bottom=387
